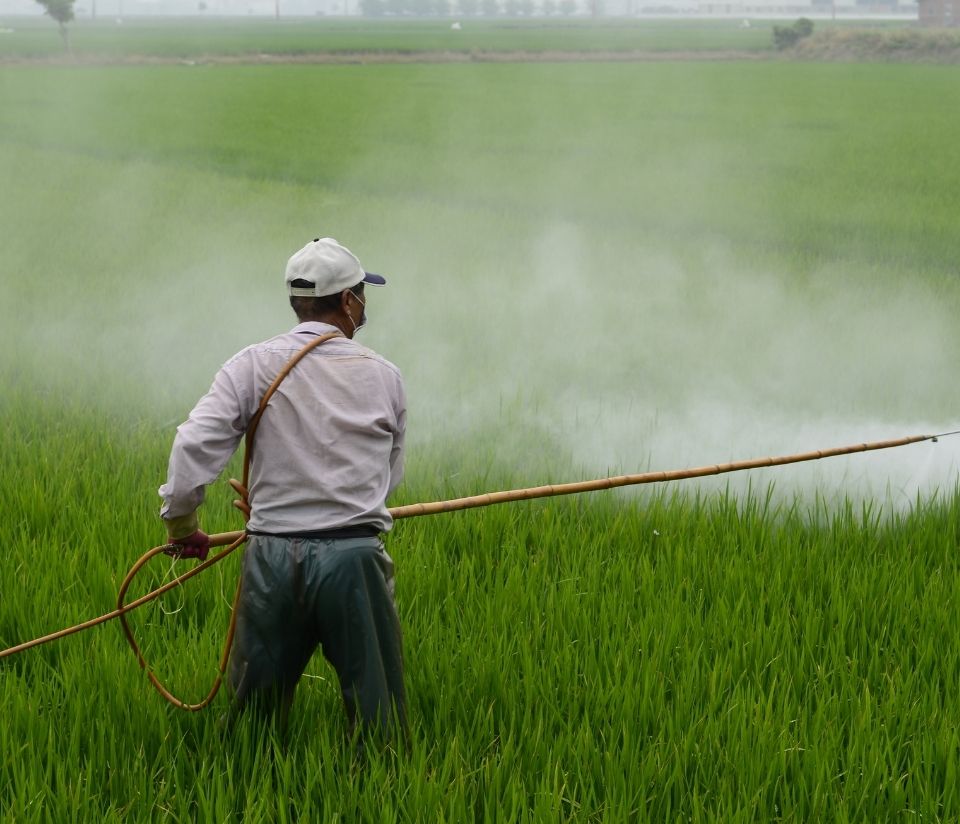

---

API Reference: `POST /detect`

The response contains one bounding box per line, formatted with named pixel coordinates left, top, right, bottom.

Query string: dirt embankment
left=0, top=49, right=767, bottom=67
left=789, top=28, right=960, bottom=63
left=5, top=31, right=960, bottom=66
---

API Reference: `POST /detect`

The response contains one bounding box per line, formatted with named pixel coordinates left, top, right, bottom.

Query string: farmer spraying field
left=159, top=237, right=407, bottom=742
left=6, top=44, right=960, bottom=819
left=1, top=240, right=957, bottom=736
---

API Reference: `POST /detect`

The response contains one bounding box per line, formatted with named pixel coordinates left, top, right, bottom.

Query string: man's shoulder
left=222, top=331, right=402, bottom=381
left=222, top=327, right=327, bottom=365
left=349, top=342, right=403, bottom=381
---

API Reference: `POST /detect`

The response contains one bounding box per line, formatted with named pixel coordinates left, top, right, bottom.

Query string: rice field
left=0, top=17, right=775, bottom=60
left=0, top=17, right=924, bottom=61
left=2, top=24, right=960, bottom=821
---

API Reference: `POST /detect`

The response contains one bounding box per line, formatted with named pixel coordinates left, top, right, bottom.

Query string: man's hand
left=162, top=511, right=208, bottom=560
left=163, top=530, right=211, bottom=561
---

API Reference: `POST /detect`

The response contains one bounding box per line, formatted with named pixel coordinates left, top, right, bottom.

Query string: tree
left=541, top=0, right=556, bottom=13
left=480, top=0, right=498, bottom=14
left=772, top=17, right=814, bottom=50
left=558, top=0, right=576, bottom=13
left=35, top=0, right=74, bottom=51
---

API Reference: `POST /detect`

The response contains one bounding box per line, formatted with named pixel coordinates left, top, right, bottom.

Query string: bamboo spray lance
left=1, top=431, right=955, bottom=709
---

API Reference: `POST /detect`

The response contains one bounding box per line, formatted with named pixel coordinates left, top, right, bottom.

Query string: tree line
left=359, top=0, right=580, bottom=15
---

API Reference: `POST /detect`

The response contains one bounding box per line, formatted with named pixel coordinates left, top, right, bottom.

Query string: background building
left=918, top=0, right=956, bottom=23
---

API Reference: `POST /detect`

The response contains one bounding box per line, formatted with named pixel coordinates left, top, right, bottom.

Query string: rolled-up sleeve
left=159, top=361, right=250, bottom=520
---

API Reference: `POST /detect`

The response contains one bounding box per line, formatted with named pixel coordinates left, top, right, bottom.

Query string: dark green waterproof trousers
left=228, top=534, right=406, bottom=739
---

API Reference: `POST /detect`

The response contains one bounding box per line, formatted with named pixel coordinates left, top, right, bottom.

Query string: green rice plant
left=4, top=390, right=960, bottom=820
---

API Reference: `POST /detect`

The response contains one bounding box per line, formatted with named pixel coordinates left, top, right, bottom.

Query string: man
left=158, top=237, right=407, bottom=742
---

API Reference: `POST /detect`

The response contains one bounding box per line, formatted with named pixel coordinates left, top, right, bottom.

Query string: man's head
left=285, top=238, right=385, bottom=338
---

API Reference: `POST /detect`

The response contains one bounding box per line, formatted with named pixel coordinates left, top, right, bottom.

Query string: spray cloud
left=2, top=59, right=958, bottom=510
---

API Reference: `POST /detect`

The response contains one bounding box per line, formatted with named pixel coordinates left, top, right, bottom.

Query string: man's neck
left=298, top=315, right=351, bottom=338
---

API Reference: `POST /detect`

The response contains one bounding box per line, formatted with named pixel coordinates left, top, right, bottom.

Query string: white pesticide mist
left=365, top=220, right=960, bottom=509
left=3, top=62, right=959, bottom=513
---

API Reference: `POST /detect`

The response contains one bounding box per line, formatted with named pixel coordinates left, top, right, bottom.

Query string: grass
left=793, top=26, right=960, bottom=63
left=2, top=62, right=958, bottom=285
left=3, top=388, right=960, bottom=820
left=0, top=16, right=926, bottom=62
left=2, top=48, right=960, bottom=821
left=0, top=17, right=777, bottom=59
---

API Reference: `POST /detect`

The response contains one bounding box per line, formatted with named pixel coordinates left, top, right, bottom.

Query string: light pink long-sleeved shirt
left=159, top=321, right=406, bottom=534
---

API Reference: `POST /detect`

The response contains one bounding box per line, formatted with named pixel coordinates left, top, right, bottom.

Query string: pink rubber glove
left=163, top=530, right=211, bottom=561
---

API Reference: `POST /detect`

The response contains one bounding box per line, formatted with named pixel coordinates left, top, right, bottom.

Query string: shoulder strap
left=230, top=331, right=342, bottom=521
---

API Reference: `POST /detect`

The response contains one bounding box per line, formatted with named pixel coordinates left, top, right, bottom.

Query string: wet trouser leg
left=226, top=536, right=317, bottom=730
left=314, top=539, right=407, bottom=741
left=227, top=535, right=406, bottom=741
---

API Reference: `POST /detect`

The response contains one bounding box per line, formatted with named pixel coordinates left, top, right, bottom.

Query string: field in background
left=2, top=28, right=960, bottom=821
left=0, top=17, right=775, bottom=58
left=0, top=16, right=929, bottom=60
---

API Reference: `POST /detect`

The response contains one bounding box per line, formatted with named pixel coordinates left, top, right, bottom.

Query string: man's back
left=238, top=323, right=405, bottom=533
left=159, top=322, right=405, bottom=536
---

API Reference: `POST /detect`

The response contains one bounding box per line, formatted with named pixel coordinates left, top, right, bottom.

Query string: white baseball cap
left=285, top=237, right=386, bottom=297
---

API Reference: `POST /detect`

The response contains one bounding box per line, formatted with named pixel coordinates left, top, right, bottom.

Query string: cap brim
left=363, top=272, right=387, bottom=287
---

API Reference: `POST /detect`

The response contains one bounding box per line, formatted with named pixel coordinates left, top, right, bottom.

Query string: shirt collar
left=292, top=321, right=343, bottom=337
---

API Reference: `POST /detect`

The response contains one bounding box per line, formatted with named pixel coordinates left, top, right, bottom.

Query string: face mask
left=348, top=290, right=367, bottom=335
